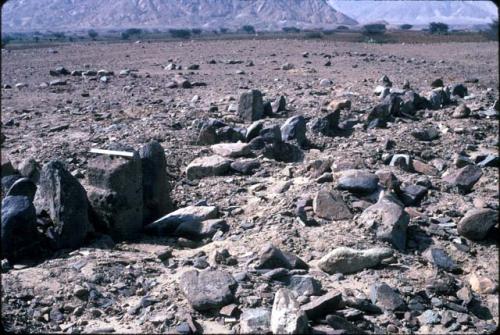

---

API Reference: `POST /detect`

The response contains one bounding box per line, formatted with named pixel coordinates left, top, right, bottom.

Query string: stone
left=418, top=310, right=441, bottom=325
left=271, top=288, right=309, bottom=334
left=453, top=104, right=471, bottom=118
left=327, top=99, right=351, bottom=112
left=375, top=170, right=400, bottom=191
left=344, top=297, right=382, bottom=314
left=1, top=196, right=39, bottom=262
left=431, top=78, right=444, bottom=88
left=456, top=286, right=473, bottom=305
left=312, top=189, right=352, bottom=220
left=423, top=248, right=458, bottom=272
left=262, top=141, right=303, bottom=163
left=359, top=193, right=409, bottom=251
left=272, top=95, right=287, bottom=113
left=281, top=63, right=294, bottom=70
left=139, top=140, right=172, bottom=223
left=186, top=155, right=232, bottom=180
left=310, top=110, right=340, bottom=136
left=239, top=308, right=271, bottom=334
left=317, top=247, right=393, bottom=274
left=442, top=165, right=482, bottom=193
left=411, top=127, right=440, bottom=141
left=179, top=269, right=237, bottom=311
left=210, top=142, right=251, bottom=158
left=370, top=282, right=406, bottom=311
left=255, top=244, right=307, bottom=270
left=326, top=315, right=364, bottom=334
left=412, top=160, right=438, bottom=176
left=2, top=175, right=22, bottom=195
left=230, top=159, right=260, bottom=175
left=197, top=123, right=218, bottom=145
left=18, top=157, right=41, bottom=183
left=246, top=120, right=264, bottom=142
left=87, top=153, right=142, bottom=241
left=238, top=89, right=264, bottom=122
left=427, top=87, right=450, bottom=109
left=398, top=185, right=427, bottom=206
left=36, top=161, right=90, bottom=249
left=49, top=79, right=67, bottom=86
left=174, top=219, right=229, bottom=240
left=336, top=170, right=379, bottom=194
left=458, top=208, right=498, bottom=240
left=389, top=154, right=412, bottom=171
left=1, top=160, right=16, bottom=177
left=287, top=275, right=322, bottom=296
left=451, top=84, right=468, bottom=98
left=319, top=78, right=332, bottom=87
left=301, top=291, right=343, bottom=320
left=469, top=274, right=497, bottom=294
left=259, top=124, right=282, bottom=143
left=174, top=75, right=192, bottom=88
left=145, top=206, right=218, bottom=235
left=6, top=178, right=37, bottom=202
left=380, top=75, right=393, bottom=87
left=216, top=126, right=245, bottom=143
left=281, top=115, right=307, bottom=146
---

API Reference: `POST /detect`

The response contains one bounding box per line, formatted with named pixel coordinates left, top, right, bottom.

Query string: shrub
left=429, top=22, right=449, bottom=34
left=191, top=28, right=202, bottom=35
left=53, top=32, right=66, bottom=39
left=304, top=31, right=323, bottom=39
left=121, top=31, right=130, bottom=40
left=242, top=25, right=256, bottom=34
left=220, top=27, right=229, bottom=34
left=322, top=29, right=335, bottom=35
left=400, top=24, right=413, bottom=30
left=88, top=29, right=98, bottom=40
left=169, top=29, right=191, bottom=39
left=282, top=27, right=300, bottom=33
left=363, top=24, right=386, bottom=35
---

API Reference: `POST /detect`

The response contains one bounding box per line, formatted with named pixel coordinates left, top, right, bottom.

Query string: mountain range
left=1, top=0, right=357, bottom=32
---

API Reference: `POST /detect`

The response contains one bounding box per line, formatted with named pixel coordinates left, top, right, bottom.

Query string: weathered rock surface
left=317, top=247, right=393, bottom=274
left=336, top=170, right=379, bottom=194
left=270, top=288, right=309, bottom=334
left=186, top=155, right=232, bottom=180
left=312, top=189, right=352, bottom=220
left=370, top=282, right=406, bottom=311
left=210, top=142, right=251, bottom=158
left=301, top=291, right=343, bottom=320
left=239, top=308, right=271, bottom=334
left=442, top=165, right=483, bottom=192
left=145, top=205, right=218, bottom=235
left=458, top=208, right=498, bottom=240
left=238, top=89, right=264, bottom=122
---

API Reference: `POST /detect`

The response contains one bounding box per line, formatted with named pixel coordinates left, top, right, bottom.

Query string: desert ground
left=1, top=38, right=498, bottom=334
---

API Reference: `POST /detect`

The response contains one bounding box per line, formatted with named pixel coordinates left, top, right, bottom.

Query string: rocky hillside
left=329, top=0, right=498, bottom=26
left=1, top=0, right=357, bottom=32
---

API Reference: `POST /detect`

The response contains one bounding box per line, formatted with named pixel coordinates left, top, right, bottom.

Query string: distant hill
left=329, top=0, right=498, bottom=26
left=1, top=0, right=357, bottom=32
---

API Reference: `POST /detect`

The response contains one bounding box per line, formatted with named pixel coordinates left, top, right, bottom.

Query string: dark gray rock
left=36, top=161, right=90, bottom=249
left=451, top=84, right=468, bottom=98
left=411, top=127, right=440, bottom=141
left=370, top=282, right=406, bottom=311
left=87, top=153, right=143, bottom=241
left=2, top=174, right=22, bottom=196
left=230, top=159, right=260, bottom=175
left=281, top=115, right=306, bottom=146
left=326, top=315, right=365, bottom=334
left=431, top=78, right=444, bottom=88
left=287, top=275, right=322, bottom=296
left=1, top=196, right=39, bottom=262
left=262, top=141, right=303, bottom=163
left=398, top=184, right=427, bottom=206
left=310, top=110, right=340, bottom=136
left=336, top=170, right=379, bottom=194
left=442, top=165, right=482, bottom=193
left=273, top=95, right=286, bottom=113
left=139, top=141, right=172, bottom=223
left=6, top=177, right=37, bottom=202
left=145, top=206, right=218, bottom=236
left=302, top=291, right=343, bottom=320
left=179, top=269, right=237, bottom=311
left=174, top=218, right=229, bottom=240
left=263, top=101, right=273, bottom=117
left=423, top=248, right=458, bottom=272
left=216, top=126, right=245, bottom=143
left=238, top=89, right=264, bottom=122
left=246, top=120, right=264, bottom=142
left=312, top=189, right=352, bottom=220
left=359, top=193, right=409, bottom=251
left=255, top=244, right=308, bottom=270
left=458, top=208, right=498, bottom=240
left=196, top=124, right=218, bottom=145
left=259, top=124, right=282, bottom=143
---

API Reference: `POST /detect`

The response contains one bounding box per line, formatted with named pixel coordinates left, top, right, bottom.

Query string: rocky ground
left=1, top=39, right=499, bottom=334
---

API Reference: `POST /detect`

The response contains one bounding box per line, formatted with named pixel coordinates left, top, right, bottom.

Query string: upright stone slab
left=36, top=160, right=90, bottom=249
left=87, top=153, right=143, bottom=241
left=139, top=141, right=172, bottom=223
left=238, top=89, right=264, bottom=122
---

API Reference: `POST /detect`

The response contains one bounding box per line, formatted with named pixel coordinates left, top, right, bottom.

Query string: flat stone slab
left=186, top=155, right=233, bottom=180
left=210, top=142, right=251, bottom=158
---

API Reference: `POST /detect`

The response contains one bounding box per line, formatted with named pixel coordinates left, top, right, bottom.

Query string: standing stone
left=272, top=95, right=287, bottom=113
left=359, top=193, right=409, bottom=251
left=87, top=153, right=143, bottom=241
left=313, top=189, right=352, bottom=220
left=1, top=196, right=39, bottom=262
left=238, top=89, right=264, bottom=122
left=271, top=288, right=309, bottom=334
left=240, top=308, right=271, bottom=334
left=281, top=115, right=307, bottom=146
left=317, top=247, right=393, bottom=274
left=36, top=161, right=90, bottom=249
left=458, top=208, right=498, bottom=240
left=139, top=141, right=172, bottom=223
left=179, top=269, right=237, bottom=311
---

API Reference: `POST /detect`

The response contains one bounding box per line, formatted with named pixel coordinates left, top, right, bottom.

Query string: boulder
left=186, top=155, right=232, bottom=180
left=312, top=189, right=352, bottom=220
left=359, top=193, right=409, bottom=251
left=451, top=83, right=468, bottom=98
left=1, top=196, right=39, bottom=262
left=326, top=315, right=365, bottom=334
left=36, top=161, right=90, bottom=249
left=87, top=153, right=143, bottom=241
left=179, top=269, right=237, bottom=311
left=317, top=247, right=393, bottom=274
left=238, top=89, right=264, bottom=122
left=210, top=142, right=251, bottom=158
left=271, top=288, right=309, bottom=334
left=281, top=115, right=307, bottom=146
left=139, top=141, right=172, bottom=223
left=336, top=170, right=379, bottom=194
left=301, top=291, right=343, bottom=320
left=370, top=282, right=406, bottom=311
left=458, top=208, right=498, bottom=240
left=287, top=275, right=322, bottom=297
left=145, top=205, right=218, bottom=235
left=442, top=165, right=482, bottom=193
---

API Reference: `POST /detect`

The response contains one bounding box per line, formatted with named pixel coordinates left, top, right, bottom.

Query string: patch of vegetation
left=304, top=31, right=323, bottom=39
left=282, top=27, right=300, bottom=33
left=219, top=27, right=229, bottom=34
left=362, top=24, right=386, bottom=36
left=191, top=28, right=202, bottom=35
left=429, top=22, right=449, bottom=34
left=121, top=28, right=142, bottom=40
left=169, top=29, right=191, bottom=39
left=242, top=25, right=256, bottom=34
left=400, top=24, right=413, bottom=30
left=88, top=29, right=98, bottom=40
